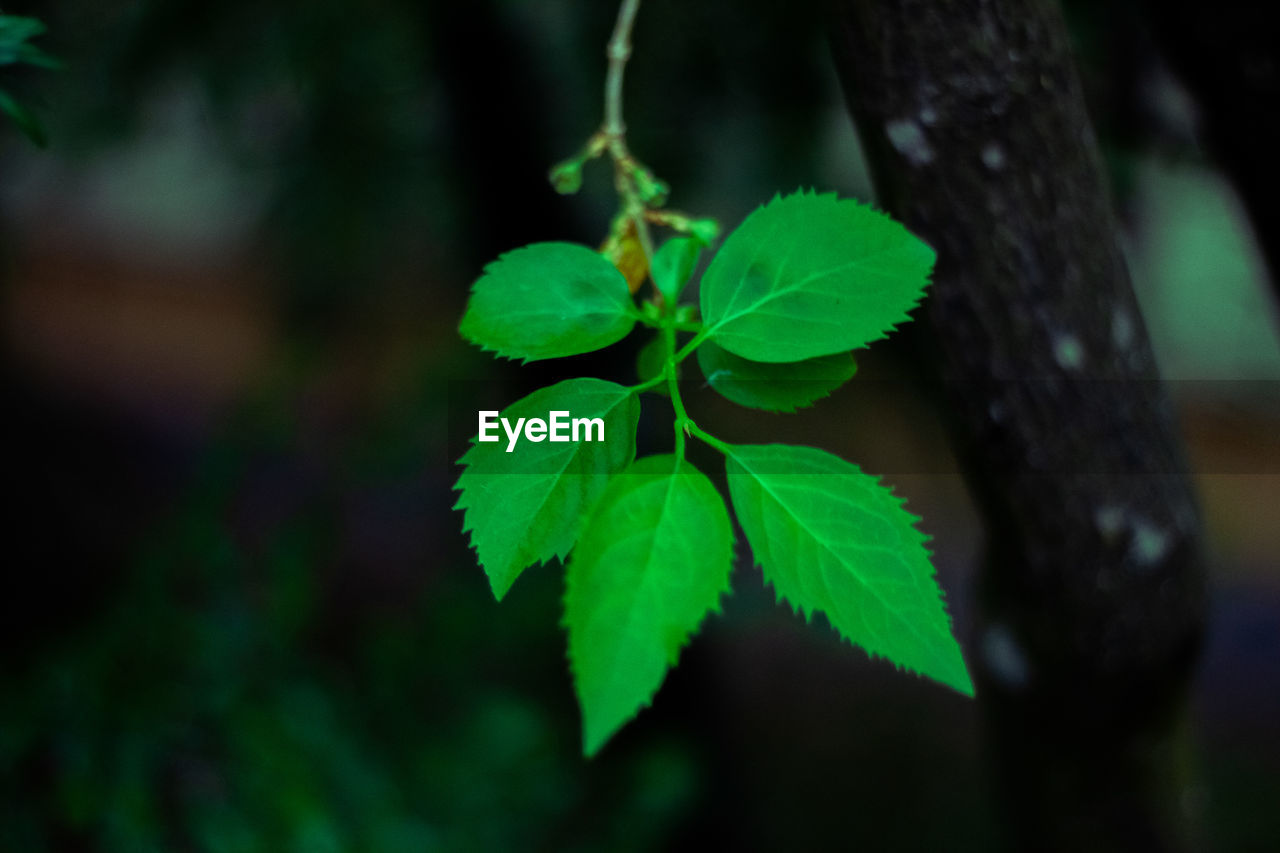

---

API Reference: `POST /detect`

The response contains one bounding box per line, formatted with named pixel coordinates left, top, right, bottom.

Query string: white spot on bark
left=982, top=623, right=1030, bottom=690
left=981, top=142, right=1006, bottom=171
left=1112, top=309, right=1134, bottom=350
left=1131, top=519, right=1171, bottom=568
left=886, top=118, right=934, bottom=166
left=1054, top=334, right=1085, bottom=370
left=919, top=106, right=938, bottom=126
left=1095, top=505, right=1125, bottom=541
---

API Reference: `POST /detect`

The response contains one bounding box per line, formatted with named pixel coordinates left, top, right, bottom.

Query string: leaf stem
left=667, top=358, right=687, bottom=463
left=628, top=372, right=668, bottom=395
left=673, top=327, right=711, bottom=364
left=657, top=310, right=689, bottom=461
left=688, top=422, right=734, bottom=456
left=633, top=311, right=702, bottom=333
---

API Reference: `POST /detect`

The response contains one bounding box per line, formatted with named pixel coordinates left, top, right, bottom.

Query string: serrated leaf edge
left=451, top=382, right=638, bottom=599
left=724, top=445, right=970, bottom=694
left=702, top=189, right=935, bottom=362
left=458, top=242, right=638, bottom=364
left=563, top=458, right=736, bottom=755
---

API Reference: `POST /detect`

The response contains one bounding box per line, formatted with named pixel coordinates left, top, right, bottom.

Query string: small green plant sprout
left=454, top=0, right=972, bottom=757
left=0, top=14, right=61, bottom=147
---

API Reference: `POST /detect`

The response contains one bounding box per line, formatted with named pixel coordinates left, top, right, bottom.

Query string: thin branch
left=551, top=0, right=715, bottom=307
left=596, top=0, right=657, bottom=266
left=603, top=0, right=641, bottom=139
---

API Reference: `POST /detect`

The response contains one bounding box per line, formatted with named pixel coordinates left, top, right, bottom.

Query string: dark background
left=1, top=1, right=1277, bottom=849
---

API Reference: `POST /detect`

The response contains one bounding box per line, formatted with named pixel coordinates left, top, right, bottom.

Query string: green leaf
left=650, top=236, right=701, bottom=304
left=12, top=43, right=62, bottom=70
left=700, top=190, right=935, bottom=362
left=0, top=16, right=47, bottom=47
left=724, top=444, right=971, bottom=695
left=566, top=455, right=734, bottom=756
left=0, top=16, right=59, bottom=70
left=460, top=242, right=637, bottom=362
left=696, top=340, right=856, bottom=412
left=454, top=378, right=639, bottom=599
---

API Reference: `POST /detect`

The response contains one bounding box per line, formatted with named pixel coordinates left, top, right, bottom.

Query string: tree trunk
left=827, top=2, right=1207, bottom=849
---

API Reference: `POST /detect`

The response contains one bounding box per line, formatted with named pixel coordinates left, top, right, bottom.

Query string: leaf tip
left=483, top=551, right=528, bottom=601
left=582, top=724, right=610, bottom=759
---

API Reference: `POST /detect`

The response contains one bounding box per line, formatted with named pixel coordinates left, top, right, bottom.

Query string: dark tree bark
left=827, top=1, right=1207, bottom=849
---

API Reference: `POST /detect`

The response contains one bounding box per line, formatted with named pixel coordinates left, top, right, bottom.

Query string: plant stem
left=603, top=0, right=641, bottom=138
left=628, top=372, right=668, bottom=395
left=655, top=309, right=685, bottom=462
left=667, top=358, right=687, bottom=463
left=632, top=311, right=702, bottom=333
left=672, top=327, right=711, bottom=364
left=599, top=0, right=656, bottom=266
left=558, top=0, right=719, bottom=297
left=688, top=422, right=734, bottom=456
left=662, top=318, right=678, bottom=361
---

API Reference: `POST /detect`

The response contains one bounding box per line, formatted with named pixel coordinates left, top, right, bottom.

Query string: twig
left=549, top=0, right=716, bottom=293
left=603, top=0, right=641, bottom=139
left=600, top=0, right=656, bottom=265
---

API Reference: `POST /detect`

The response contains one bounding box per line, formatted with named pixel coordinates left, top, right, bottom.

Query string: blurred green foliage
left=0, top=375, right=704, bottom=851
left=1128, top=158, right=1280, bottom=381
left=0, top=13, right=60, bottom=146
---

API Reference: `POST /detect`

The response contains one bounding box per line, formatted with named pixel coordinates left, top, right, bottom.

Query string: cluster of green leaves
left=0, top=15, right=60, bottom=147
left=455, top=191, right=972, bottom=756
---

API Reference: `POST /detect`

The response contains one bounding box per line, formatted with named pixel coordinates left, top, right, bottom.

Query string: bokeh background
left=2, top=1, right=1277, bottom=849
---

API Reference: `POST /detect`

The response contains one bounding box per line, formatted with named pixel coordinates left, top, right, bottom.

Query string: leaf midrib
left=731, top=452, right=943, bottom=670
left=706, top=242, right=915, bottom=337
left=593, top=468, right=686, bottom=714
